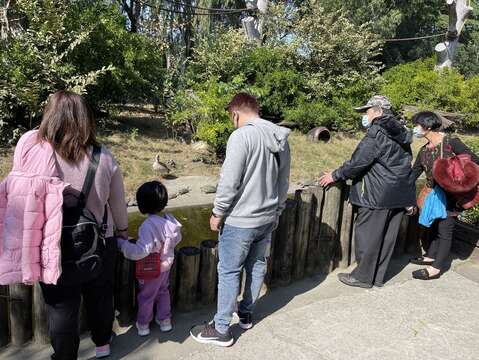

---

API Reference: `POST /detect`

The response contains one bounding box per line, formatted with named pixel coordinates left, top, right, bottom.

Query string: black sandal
left=412, top=268, right=441, bottom=280
left=410, top=257, right=434, bottom=266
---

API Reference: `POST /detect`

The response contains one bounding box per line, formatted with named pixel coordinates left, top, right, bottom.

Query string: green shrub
left=381, top=58, right=479, bottom=130
left=284, top=100, right=339, bottom=132
left=461, top=207, right=479, bottom=227
left=168, top=78, right=258, bottom=155
left=196, top=121, right=234, bottom=158
left=460, top=137, right=479, bottom=227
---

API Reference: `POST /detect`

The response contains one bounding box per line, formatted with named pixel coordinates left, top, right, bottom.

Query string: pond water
left=127, top=180, right=427, bottom=248
left=127, top=205, right=217, bottom=248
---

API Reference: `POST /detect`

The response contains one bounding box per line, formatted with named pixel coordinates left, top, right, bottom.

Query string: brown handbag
left=417, top=185, right=433, bottom=210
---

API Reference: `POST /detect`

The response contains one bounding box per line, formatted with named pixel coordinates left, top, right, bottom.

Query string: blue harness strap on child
left=419, top=185, right=447, bottom=227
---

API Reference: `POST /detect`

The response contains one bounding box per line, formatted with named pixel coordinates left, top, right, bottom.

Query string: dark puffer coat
left=332, top=115, right=416, bottom=209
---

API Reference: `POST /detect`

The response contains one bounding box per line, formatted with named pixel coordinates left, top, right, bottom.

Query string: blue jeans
left=214, top=222, right=273, bottom=334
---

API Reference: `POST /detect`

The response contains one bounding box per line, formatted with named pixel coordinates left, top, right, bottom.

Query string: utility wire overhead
left=161, top=0, right=250, bottom=13
left=138, top=0, right=252, bottom=16
left=384, top=32, right=447, bottom=42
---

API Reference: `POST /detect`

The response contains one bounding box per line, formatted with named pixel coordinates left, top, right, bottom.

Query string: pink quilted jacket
left=0, top=130, right=66, bottom=285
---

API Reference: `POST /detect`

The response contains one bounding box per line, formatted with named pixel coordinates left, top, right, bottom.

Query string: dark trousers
left=425, top=215, right=455, bottom=270
left=40, top=239, right=117, bottom=360
left=351, top=207, right=404, bottom=286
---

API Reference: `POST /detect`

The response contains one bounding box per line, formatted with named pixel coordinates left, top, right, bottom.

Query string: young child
left=117, top=181, right=182, bottom=336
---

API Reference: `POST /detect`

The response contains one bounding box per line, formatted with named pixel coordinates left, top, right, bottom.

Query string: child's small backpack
left=59, top=145, right=108, bottom=284
left=135, top=251, right=162, bottom=280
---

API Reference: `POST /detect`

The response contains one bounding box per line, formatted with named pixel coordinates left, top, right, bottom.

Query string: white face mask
left=413, top=126, right=425, bottom=138
left=361, top=114, right=370, bottom=128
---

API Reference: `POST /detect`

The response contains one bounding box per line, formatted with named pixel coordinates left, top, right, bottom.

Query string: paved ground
left=2, top=256, right=479, bottom=360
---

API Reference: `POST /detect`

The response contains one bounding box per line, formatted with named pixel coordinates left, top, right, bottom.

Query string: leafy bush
left=196, top=121, right=234, bottom=158
left=0, top=1, right=167, bottom=145
left=381, top=58, right=479, bottom=129
left=66, top=2, right=166, bottom=105
left=284, top=97, right=360, bottom=132
left=459, top=137, right=479, bottom=227
left=169, top=3, right=383, bottom=155
left=0, top=1, right=114, bottom=144
left=168, top=78, right=257, bottom=155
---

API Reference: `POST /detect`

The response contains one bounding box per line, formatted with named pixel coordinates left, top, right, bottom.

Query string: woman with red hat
left=410, top=111, right=479, bottom=280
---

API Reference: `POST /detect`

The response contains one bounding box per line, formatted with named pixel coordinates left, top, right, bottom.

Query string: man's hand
left=405, top=206, right=417, bottom=216
left=319, top=171, right=335, bottom=187
left=210, top=215, right=223, bottom=232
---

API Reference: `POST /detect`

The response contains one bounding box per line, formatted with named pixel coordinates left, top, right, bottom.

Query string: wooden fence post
left=306, top=187, right=324, bottom=275
left=338, top=184, right=354, bottom=268
left=350, top=207, right=358, bottom=264
left=272, top=199, right=298, bottom=286
left=317, top=183, right=343, bottom=274
left=199, top=240, right=218, bottom=305
left=292, top=190, right=314, bottom=280
left=8, top=284, right=32, bottom=346
left=32, top=283, right=49, bottom=344
left=177, top=246, right=201, bottom=312
left=0, top=285, right=9, bottom=348
left=117, top=254, right=135, bottom=326
left=264, top=226, right=276, bottom=287
left=169, top=251, right=178, bottom=309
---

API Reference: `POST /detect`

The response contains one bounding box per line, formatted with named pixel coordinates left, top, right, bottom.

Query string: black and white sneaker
left=190, top=321, right=234, bottom=347
left=237, top=311, right=253, bottom=330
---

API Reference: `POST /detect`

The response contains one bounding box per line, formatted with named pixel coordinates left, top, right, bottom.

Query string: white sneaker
left=95, top=344, right=111, bottom=358
left=136, top=322, right=150, bottom=337
left=155, top=318, right=173, bottom=332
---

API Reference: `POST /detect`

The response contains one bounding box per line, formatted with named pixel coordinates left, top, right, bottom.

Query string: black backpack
left=58, top=145, right=108, bottom=285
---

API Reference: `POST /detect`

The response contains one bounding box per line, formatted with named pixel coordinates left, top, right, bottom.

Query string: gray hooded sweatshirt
left=213, top=118, right=291, bottom=228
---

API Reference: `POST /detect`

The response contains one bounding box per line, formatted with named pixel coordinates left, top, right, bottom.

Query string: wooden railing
left=0, top=183, right=464, bottom=348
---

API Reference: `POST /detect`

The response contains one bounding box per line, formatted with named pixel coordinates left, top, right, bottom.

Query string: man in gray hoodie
left=190, top=93, right=291, bottom=347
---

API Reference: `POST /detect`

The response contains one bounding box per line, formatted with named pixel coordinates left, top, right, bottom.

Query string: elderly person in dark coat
left=320, top=95, right=416, bottom=288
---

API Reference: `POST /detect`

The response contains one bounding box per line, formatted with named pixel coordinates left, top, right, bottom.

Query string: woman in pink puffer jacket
left=0, top=129, right=67, bottom=285
left=1, top=91, right=129, bottom=360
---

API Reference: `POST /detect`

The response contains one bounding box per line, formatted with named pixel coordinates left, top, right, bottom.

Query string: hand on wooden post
left=319, top=171, right=335, bottom=187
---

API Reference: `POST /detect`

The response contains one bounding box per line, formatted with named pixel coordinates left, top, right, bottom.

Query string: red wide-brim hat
left=433, top=154, right=479, bottom=194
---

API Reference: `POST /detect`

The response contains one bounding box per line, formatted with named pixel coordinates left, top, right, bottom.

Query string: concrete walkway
left=2, top=256, right=479, bottom=360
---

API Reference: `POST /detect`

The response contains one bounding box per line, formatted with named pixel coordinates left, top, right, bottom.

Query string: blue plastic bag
left=419, top=186, right=447, bottom=227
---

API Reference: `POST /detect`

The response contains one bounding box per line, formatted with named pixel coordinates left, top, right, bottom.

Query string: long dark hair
left=38, top=91, right=99, bottom=163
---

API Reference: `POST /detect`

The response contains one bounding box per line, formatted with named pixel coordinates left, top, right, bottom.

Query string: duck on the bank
left=152, top=154, right=170, bottom=178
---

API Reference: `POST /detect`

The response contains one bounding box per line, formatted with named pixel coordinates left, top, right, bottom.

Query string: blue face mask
left=361, top=115, right=370, bottom=128
left=413, top=126, right=425, bottom=138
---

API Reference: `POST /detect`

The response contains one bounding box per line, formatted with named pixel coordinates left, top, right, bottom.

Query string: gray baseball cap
left=354, top=95, right=392, bottom=112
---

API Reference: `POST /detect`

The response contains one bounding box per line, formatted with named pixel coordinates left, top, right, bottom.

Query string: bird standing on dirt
left=152, top=154, right=170, bottom=178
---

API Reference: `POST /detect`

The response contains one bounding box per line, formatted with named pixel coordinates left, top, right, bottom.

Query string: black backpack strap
left=100, top=204, right=109, bottom=237
left=79, top=145, right=102, bottom=207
